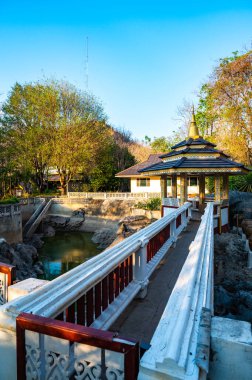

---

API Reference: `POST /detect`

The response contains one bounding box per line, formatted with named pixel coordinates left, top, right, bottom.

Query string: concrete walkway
left=110, top=220, right=200, bottom=344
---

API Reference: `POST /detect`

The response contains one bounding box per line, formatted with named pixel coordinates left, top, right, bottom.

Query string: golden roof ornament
left=188, top=105, right=200, bottom=139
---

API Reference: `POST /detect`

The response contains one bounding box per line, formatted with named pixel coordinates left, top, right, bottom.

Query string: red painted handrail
left=0, top=262, right=16, bottom=286
left=16, top=312, right=139, bottom=380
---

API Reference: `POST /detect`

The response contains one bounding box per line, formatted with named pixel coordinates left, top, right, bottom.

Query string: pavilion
left=139, top=111, right=249, bottom=206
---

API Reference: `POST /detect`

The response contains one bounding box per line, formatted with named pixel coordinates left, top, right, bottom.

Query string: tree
left=1, top=82, right=58, bottom=192
left=49, top=81, right=111, bottom=194
left=150, top=136, right=171, bottom=153
left=176, top=99, right=193, bottom=137
left=196, top=50, right=252, bottom=164
left=195, top=84, right=217, bottom=138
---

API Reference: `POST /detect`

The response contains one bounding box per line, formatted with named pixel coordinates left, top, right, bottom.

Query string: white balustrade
left=0, top=202, right=191, bottom=379
left=67, top=191, right=161, bottom=199
left=139, top=202, right=214, bottom=380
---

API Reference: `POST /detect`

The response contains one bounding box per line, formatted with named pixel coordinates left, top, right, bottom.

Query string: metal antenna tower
left=85, top=36, right=89, bottom=90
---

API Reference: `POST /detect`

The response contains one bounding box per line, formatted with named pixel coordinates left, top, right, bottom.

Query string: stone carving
left=45, top=350, right=71, bottom=379
left=25, top=337, right=125, bottom=380
left=0, top=273, right=7, bottom=305
left=26, top=344, right=41, bottom=380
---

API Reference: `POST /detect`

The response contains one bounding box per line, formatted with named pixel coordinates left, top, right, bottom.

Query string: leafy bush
left=229, top=173, right=252, bottom=192
left=0, top=196, right=19, bottom=204
left=205, top=177, right=214, bottom=193
left=135, top=197, right=161, bottom=211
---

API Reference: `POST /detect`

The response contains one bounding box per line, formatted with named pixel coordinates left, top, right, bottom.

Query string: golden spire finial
left=188, top=105, right=200, bottom=139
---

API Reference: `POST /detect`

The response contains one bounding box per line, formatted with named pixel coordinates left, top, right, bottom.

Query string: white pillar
left=134, top=237, right=149, bottom=299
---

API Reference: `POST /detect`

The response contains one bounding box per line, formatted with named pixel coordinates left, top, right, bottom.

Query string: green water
left=38, top=232, right=101, bottom=280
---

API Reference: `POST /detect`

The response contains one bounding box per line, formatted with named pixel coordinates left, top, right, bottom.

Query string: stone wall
left=0, top=205, right=22, bottom=244
left=209, top=317, right=252, bottom=380
left=50, top=198, right=138, bottom=219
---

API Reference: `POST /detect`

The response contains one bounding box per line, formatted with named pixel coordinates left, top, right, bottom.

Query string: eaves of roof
left=115, top=154, right=162, bottom=177
left=140, top=157, right=248, bottom=173
left=171, top=137, right=216, bottom=149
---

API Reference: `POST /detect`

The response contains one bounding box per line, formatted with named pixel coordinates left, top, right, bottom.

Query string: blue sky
left=0, top=1, right=251, bottom=140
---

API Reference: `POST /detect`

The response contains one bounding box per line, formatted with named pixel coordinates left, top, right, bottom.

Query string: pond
left=38, top=231, right=101, bottom=280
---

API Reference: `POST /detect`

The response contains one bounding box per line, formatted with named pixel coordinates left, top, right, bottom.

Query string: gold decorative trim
left=163, top=153, right=220, bottom=162
left=174, top=145, right=208, bottom=151
left=142, top=167, right=246, bottom=176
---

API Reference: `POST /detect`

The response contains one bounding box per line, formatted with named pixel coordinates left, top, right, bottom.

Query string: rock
left=238, top=290, right=252, bottom=309
left=214, top=231, right=252, bottom=323
left=43, top=225, right=55, bottom=237
left=117, top=223, right=135, bottom=237
left=44, top=215, right=84, bottom=231
left=237, top=304, right=252, bottom=322
left=92, top=228, right=117, bottom=249
left=15, top=244, right=38, bottom=264
left=29, top=234, right=44, bottom=249
left=33, top=263, right=44, bottom=275
left=0, top=240, right=15, bottom=263
left=215, top=286, right=234, bottom=309
left=119, top=215, right=146, bottom=224
left=0, top=239, right=44, bottom=281
left=229, top=191, right=252, bottom=226
left=72, top=208, right=85, bottom=219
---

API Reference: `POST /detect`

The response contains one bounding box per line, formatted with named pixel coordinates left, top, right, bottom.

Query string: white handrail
left=0, top=203, right=191, bottom=331
left=139, top=202, right=214, bottom=380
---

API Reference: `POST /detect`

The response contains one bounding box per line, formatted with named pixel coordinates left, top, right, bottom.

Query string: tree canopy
left=196, top=51, right=252, bottom=164
left=0, top=80, right=136, bottom=196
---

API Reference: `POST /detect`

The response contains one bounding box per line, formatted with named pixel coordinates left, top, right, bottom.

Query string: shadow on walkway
left=110, top=220, right=200, bottom=344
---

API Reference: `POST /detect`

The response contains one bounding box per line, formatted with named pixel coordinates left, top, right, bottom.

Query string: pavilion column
left=222, top=174, right=229, bottom=200
left=214, top=175, right=221, bottom=202
left=199, top=175, right=205, bottom=206
left=171, top=174, right=177, bottom=199
left=160, top=175, right=167, bottom=200
left=180, top=174, right=188, bottom=205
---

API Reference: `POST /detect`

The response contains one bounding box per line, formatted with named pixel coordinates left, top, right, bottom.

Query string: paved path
left=110, top=220, right=200, bottom=345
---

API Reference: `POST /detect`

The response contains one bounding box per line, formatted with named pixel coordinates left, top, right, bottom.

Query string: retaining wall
left=0, top=205, right=22, bottom=244
left=209, top=316, right=252, bottom=380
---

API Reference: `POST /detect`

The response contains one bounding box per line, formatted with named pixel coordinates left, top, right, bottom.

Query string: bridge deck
left=110, top=219, right=200, bottom=344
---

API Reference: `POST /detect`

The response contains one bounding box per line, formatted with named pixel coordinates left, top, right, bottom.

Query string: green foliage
left=150, top=136, right=170, bottom=153
left=0, top=79, right=137, bottom=195
left=196, top=50, right=252, bottom=165
left=229, top=173, right=252, bottom=192
left=144, top=132, right=182, bottom=154
left=0, top=196, right=19, bottom=204
left=135, top=197, right=161, bottom=211
left=195, top=84, right=217, bottom=138
left=205, top=177, right=214, bottom=193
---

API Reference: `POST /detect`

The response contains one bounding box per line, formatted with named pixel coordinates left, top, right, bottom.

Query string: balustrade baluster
left=120, top=263, right=125, bottom=291
left=124, top=258, right=129, bottom=286
left=77, top=295, right=85, bottom=325
left=147, top=243, right=151, bottom=262
left=95, top=283, right=102, bottom=318
left=102, top=277, right=108, bottom=311
left=114, top=267, right=120, bottom=297
left=86, top=289, right=94, bottom=326
left=66, top=302, right=75, bottom=323
left=129, top=255, right=133, bottom=282
left=55, top=312, right=64, bottom=321
left=108, top=272, right=114, bottom=304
